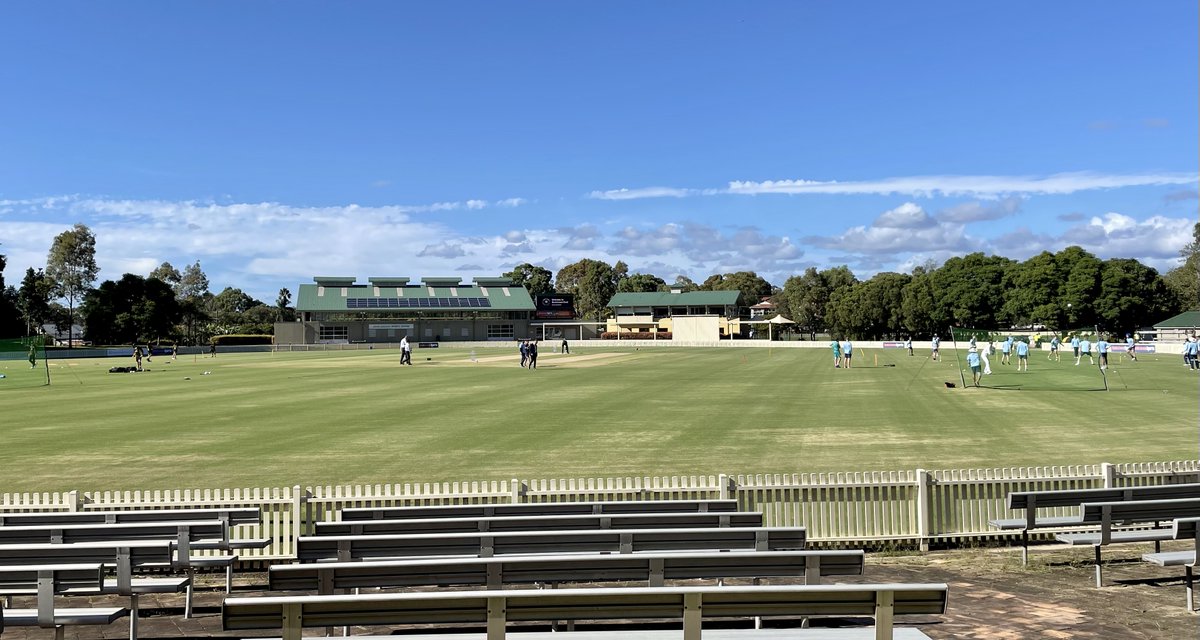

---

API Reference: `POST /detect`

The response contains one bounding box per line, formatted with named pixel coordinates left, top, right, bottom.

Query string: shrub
left=600, top=332, right=672, bottom=340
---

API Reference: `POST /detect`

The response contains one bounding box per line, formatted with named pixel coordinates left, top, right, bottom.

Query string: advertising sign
left=536, top=294, right=576, bottom=319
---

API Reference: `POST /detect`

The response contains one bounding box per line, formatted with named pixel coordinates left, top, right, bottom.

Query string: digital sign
left=536, top=294, right=576, bottom=319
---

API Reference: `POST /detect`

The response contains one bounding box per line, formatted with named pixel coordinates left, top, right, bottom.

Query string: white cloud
left=586, top=172, right=1197, bottom=201
left=587, top=187, right=696, bottom=200
left=874, top=203, right=936, bottom=229
left=466, top=200, right=487, bottom=210
left=727, top=172, right=1198, bottom=198
left=496, top=198, right=528, bottom=208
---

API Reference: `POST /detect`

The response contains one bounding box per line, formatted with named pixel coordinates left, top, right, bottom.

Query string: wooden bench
left=222, top=583, right=949, bottom=640
left=989, top=483, right=1200, bottom=564
left=337, top=498, right=741, bottom=521
left=1141, top=516, right=1200, bottom=611
left=1054, top=498, right=1200, bottom=586
left=297, top=527, right=806, bottom=563
left=270, top=550, right=864, bottom=593
left=315, top=511, right=764, bottom=537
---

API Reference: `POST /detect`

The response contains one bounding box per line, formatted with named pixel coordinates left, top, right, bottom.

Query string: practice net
left=0, top=336, right=50, bottom=389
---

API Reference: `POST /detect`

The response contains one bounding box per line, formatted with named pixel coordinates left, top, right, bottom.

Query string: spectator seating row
left=0, top=506, right=263, bottom=640
left=223, top=498, right=947, bottom=639
left=994, top=483, right=1200, bottom=608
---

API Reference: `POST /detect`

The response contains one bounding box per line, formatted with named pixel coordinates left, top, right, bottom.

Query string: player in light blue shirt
left=966, top=349, right=982, bottom=386
left=1015, top=339, right=1030, bottom=371
left=1096, top=337, right=1109, bottom=370
left=1000, top=336, right=1014, bottom=365
left=1049, top=336, right=1061, bottom=362
left=1079, top=338, right=1093, bottom=365
left=842, top=340, right=853, bottom=369
left=1070, top=335, right=1080, bottom=363
left=1125, top=334, right=1137, bottom=362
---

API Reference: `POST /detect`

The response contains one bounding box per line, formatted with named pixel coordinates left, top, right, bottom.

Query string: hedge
left=211, top=334, right=273, bottom=346
left=601, top=332, right=672, bottom=340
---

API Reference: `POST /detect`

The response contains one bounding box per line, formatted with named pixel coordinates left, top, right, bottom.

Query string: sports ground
left=2, top=345, right=1196, bottom=491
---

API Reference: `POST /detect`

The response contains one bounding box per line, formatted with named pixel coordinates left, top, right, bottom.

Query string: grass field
left=2, top=344, right=1196, bottom=491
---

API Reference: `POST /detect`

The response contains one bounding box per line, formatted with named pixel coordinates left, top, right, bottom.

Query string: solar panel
left=345, top=297, right=493, bottom=309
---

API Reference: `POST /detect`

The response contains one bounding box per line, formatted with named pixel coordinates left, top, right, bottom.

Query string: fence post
left=511, top=479, right=525, bottom=504
left=916, top=469, right=931, bottom=552
left=67, top=490, right=81, bottom=512
left=719, top=474, right=729, bottom=500
left=1101, top=462, right=1116, bottom=488
left=291, top=485, right=306, bottom=558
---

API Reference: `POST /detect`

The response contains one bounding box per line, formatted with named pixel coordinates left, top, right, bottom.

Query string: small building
left=748, top=297, right=775, bottom=319
left=606, top=290, right=742, bottom=340
left=277, top=276, right=536, bottom=344
left=1153, top=310, right=1200, bottom=342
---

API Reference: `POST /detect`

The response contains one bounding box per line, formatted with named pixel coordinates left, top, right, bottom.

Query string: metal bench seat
left=987, top=515, right=1083, bottom=530
left=298, top=527, right=806, bottom=563
left=270, top=550, right=864, bottom=593
left=316, top=512, right=765, bottom=537
left=1055, top=529, right=1174, bottom=546
left=2, top=606, right=129, bottom=625
left=250, top=629, right=939, bottom=639
left=223, top=583, right=949, bottom=640
left=338, top=499, right=741, bottom=522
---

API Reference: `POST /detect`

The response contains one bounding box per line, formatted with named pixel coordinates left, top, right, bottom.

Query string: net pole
left=40, top=336, right=50, bottom=386
left=1095, top=324, right=1109, bottom=392
left=950, top=326, right=967, bottom=389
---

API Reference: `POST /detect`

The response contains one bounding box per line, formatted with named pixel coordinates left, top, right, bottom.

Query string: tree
left=777, top=268, right=825, bottom=339
left=999, top=252, right=1064, bottom=330
left=555, top=259, right=618, bottom=321
left=1095, top=259, right=1174, bottom=336
left=176, top=261, right=210, bottom=300
left=1056, top=246, right=1102, bottom=328
left=699, top=271, right=774, bottom=314
left=1164, top=222, right=1200, bottom=310
left=502, top=263, right=554, bottom=297
left=176, top=261, right=210, bottom=343
left=80, top=274, right=181, bottom=344
left=0, top=251, right=24, bottom=336
left=898, top=264, right=945, bottom=338
left=928, top=253, right=1014, bottom=329
left=276, top=288, right=295, bottom=322
left=45, top=224, right=99, bottom=345
left=826, top=272, right=910, bottom=339
left=670, top=275, right=698, bottom=292
left=17, top=268, right=53, bottom=336
left=208, top=287, right=266, bottom=333
left=149, top=262, right=182, bottom=289
left=618, top=272, right=667, bottom=293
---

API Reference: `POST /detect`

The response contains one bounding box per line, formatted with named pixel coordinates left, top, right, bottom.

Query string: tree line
left=2, top=223, right=1197, bottom=344
left=509, top=224, right=1199, bottom=339
left=0, top=224, right=294, bottom=345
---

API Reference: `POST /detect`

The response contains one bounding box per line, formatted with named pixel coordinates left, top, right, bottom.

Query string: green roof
left=608, top=291, right=740, bottom=308
left=297, top=279, right=534, bottom=312
left=1154, top=310, right=1200, bottom=328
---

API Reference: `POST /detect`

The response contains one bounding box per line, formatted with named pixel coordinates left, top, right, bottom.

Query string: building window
left=319, top=325, right=349, bottom=341
left=487, top=324, right=515, bottom=339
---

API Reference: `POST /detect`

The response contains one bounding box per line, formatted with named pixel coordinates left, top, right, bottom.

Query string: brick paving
left=3, top=544, right=1198, bottom=639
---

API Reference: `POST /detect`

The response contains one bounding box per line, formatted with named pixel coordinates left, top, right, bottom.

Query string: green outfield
left=1, top=344, right=1195, bottom=491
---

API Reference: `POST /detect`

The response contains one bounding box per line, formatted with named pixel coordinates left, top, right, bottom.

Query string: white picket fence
left=2, top=459, right=1197, bottom=560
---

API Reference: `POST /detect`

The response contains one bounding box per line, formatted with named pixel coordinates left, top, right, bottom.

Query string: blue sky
left=0, top=2, right=1196, bottom=302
